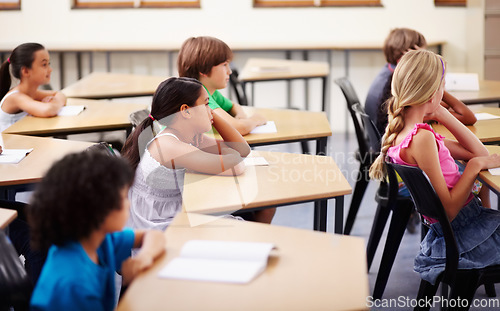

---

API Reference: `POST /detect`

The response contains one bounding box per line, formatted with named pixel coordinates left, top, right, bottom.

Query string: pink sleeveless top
left=387, top=124, right=474, bottom=224
left=387, top=123, right=461, bottom=190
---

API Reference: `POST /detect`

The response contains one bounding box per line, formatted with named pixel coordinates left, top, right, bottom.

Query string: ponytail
left=122, top=117, right=155, bottom=170
left=0, top=60, right=12, bottom=99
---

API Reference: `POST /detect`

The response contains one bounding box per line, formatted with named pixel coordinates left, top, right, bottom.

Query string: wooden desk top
left=449, top=80, right=500, bottom=105
left=61, top=72, right=166, bottom=99
left=480, top=145, right=500, bottom=195
left=238, top=58, right=330, bottom=82
left=240, top=107, right=331, bottom=145
left=117, top=212, right=369, bottom=311
left=3, top=98, right=148, bottom=137
left=432, top=107, right=500, bottom=144
left=0, top=134, right=93, bottom=187
left=0, top=208, right=17, bottom=230
left=182, top=151, right=351, bottom=215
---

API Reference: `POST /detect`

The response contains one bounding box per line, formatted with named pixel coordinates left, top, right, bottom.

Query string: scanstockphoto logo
left=264, top=151, right=346, bottom=186
left=366, top=295, right=500, bottom=309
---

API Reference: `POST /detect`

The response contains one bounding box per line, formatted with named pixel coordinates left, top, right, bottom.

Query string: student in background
left=177, top=36, right=267, bottom=136
left=0, top=42, right=65, bottom=132
left=28, top=152, right=165, bottom=311
left=121, top=77, right=252, bottom=231
left=365, top=28, right=476, bottom=136
left=369, top=50, right=500, bottom=286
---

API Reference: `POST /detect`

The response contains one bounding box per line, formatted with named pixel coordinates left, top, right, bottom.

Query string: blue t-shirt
left=30, top=229, right=135, bottom=311
left=204, top=86, right=233, bottom=112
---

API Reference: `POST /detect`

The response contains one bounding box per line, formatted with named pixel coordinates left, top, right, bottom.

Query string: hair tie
left=440, top=58, right=445, bottom=81
left=148, top=114, right=155, bottom=121
left=6, top=57, right=10, bottom=64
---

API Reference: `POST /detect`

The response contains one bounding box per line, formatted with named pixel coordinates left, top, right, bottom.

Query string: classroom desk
left=3, top=98, right=148, bottom=137
left=240, top=107, right=331, bottom=155
left=449, top=80, right=500, bottom=106
left=432, top=106, right=500, bottom=144
left=238, top=58, right=330, bottom=112
left=0, top=208, right=17, bottom=230
left=0, top=134, right=94, bottom=200
left=182, top=151, right=352, bottom=233
left=117, top=212, right=369, bottom=311
left=61, top=72, right=166, bottom=99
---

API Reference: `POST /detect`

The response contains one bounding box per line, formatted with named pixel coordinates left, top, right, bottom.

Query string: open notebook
left=0, top=148, right=33, bottom=164
left=158, top=240, right=275, bottom=284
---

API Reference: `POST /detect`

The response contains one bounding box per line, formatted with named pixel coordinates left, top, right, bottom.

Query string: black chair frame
left=387, top=162, right=499, bottom=311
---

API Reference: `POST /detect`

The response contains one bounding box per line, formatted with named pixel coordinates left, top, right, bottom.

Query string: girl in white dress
left=121, top=77, right=250, bottom=230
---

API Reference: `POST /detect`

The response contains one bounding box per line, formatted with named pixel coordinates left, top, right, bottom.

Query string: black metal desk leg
left=322, top=76, right=327, bottom=114
left=76, top=52, right=82, bottom=80
left=59, top=52, right=65, bottom=89
left=314, top=199, right=327, bottom=232
left=335, top=195, right=344, bottom=234
left=316, top=137, right=327, bottom=156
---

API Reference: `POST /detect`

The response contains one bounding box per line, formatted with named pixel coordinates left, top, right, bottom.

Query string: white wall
left=0, top=0, right=472, bottom=132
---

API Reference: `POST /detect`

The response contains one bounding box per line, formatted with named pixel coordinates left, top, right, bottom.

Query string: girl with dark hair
left=121, top=77, right=250, bottom=231
left=28, top=151, right=165, bottom=311
left=0, top=42, right=66, bottom=132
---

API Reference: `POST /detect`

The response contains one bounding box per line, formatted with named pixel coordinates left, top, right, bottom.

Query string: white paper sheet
left=0, top=148, right=33, bottom=164
left=489, top=167, right=500, bottom=176
left=244, top=157, right=269, bottom=166
left=474, top=113, right=500, bottom=121
left=250, top=121, right=277, bottom=134
left=58, top=105, right=86, bottom=116
left=445, top=73, right=480, bottom=91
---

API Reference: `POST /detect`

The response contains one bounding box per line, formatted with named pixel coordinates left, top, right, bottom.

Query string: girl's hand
left=424, top=105, right=450, bottom=123
left=41, top=96, right=55, bottom=103
left=250, top=113, right=267, bottom=126
left=470, top=153, right=500, bottom=171
left=121, top=256, right=153, bottom=286
left=0, top=145, right=2, bottom=154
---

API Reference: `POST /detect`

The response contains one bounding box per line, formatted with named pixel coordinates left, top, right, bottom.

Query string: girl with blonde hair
left=369, top=49, right=500, bottom=285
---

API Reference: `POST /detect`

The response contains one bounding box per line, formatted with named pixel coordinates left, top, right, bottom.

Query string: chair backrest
left=352, top=102, right=382, bottom=153
left=129, top=109, right=160, bottom=136
left=229, top=68, right=248, bottom=106
left=0, top=230, right=32, bottom=310
left=334, top=77, right=370, bottom=158
left=86, top=142, right=117, bottom=157
left=129, top=109, right=150, bottom=128
left=386, top=161, right=459, bottom=283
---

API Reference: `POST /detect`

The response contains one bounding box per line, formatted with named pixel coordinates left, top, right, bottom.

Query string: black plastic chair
left=129, top=109, right=160, bottom=137
left=351, top=103, right=416, bottom=299
left=86, top=142, right=118, bottom=157
left=334, top=78, right=380, bottom=235
left=229, top=69, right=249, bottom=107
left=0, top=230, right=32, bottom=311
left=387, top=162, right=500, bottom=311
